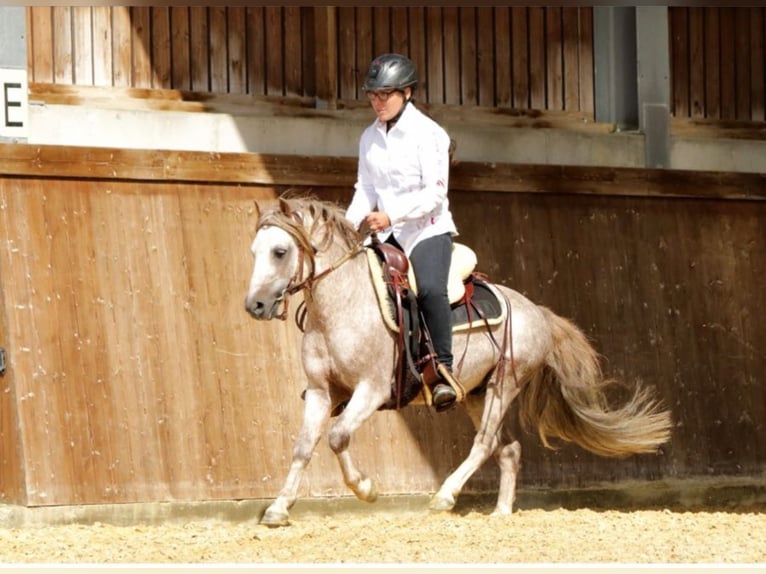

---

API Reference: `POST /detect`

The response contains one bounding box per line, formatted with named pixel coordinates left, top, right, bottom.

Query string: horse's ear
left=253, top=200, right=261, bottom=222
left=278, top=196, right=292, bottom=216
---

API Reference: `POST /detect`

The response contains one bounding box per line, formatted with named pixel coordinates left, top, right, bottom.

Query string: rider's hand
left=364, top=211, right=391, bottom=233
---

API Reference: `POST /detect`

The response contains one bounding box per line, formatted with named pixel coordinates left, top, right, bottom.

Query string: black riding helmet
left=362, top=53, right=418, bottom=92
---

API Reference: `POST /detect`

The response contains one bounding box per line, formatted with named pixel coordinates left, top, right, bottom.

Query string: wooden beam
left=1, top=143, right=764, bottom=201
left=314, top=7, right=338, bottom=109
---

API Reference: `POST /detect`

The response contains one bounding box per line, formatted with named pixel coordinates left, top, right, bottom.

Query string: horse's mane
left=258, top=195, right=361, bottom=253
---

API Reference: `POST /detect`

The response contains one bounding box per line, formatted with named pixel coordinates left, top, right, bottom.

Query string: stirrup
left=435, top=364, right=467, bottom=403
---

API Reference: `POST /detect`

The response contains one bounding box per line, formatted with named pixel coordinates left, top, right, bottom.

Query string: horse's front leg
left=260, top=387, right=331, bottom=527
left=328, top=380, right=389, bottom=503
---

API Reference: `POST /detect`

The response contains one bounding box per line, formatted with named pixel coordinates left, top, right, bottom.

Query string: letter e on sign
left=0, top=68, right=28, bottom=140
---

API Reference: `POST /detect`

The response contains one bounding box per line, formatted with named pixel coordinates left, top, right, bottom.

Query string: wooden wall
left=25, top=6, right=595, bottom=113
left=670, top=7, right=766, bottom=121
left=1, top=144, right=764, bottom=507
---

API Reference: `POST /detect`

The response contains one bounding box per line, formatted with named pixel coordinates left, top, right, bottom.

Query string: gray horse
left=245, top=197, right=672, bottom=527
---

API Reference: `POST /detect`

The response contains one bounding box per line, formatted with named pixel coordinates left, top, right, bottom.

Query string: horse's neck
left=306, top=247, right=372, bottom=325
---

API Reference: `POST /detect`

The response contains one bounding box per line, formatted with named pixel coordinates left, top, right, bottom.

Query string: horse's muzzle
left=244, top=296, right=282, bottom=320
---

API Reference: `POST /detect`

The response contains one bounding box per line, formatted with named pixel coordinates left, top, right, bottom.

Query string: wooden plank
left=391, top=7, right=408, bottom=55
left=477, top=8, right=495, bottom=107
left=2, top=143, right=764, bottom=202
left=111, top=6, right=132, bottom=87
left=247, top=7, right=266, bottom=96
left=131, top=7, right=152, bottom=89
left=494, top=8, right=512, bottom=108
left=562, top=7, right=580, bottom=111
left=52, top=7, right=73, bottom=84
left=408, top=8, right=427, bottom=100
left=314, top=7, right=337, bottom=106
left=208, top=7, right=227, bottom=93
left=688, top=8, right=706, bottom=118
left=426, top=8, right=444, bottom=104
left=442, top=8, right=459, bottom=105
left=265, top=7, right=284, bottom=96
left=227, top=8, right=246, bottom=94
left=578, top=8, right=594, bottom=116
left=91, top=7, right=113, bottom=87
left=283, top=7, right=302, bottom=97
left=671, top=7, right=690, bottom=118
left=338, top=7, right=356, bottom=100
left=719, top=8, right=736, bottom=120
left=151, top=7, right=172, bottom=89
left=356, top=8, right=373, bottom=100
left=460, top=7, right=477, bottom=106
left=189, top=7, right=209, bottom=92
left=28, top=7, right=54, bottom=83
left=511, top=7, right=529, bottom=109
left=735, top=8, right=752, bottom=121
left=546, top=7, right=564, bottom=110
left=704, top=8, right=720, bottom=119
left=528, top=7, right=546, bottom=110
left=170, top=7, right=191, bottom=90
left=300, top=7, right=316, bottom=99
left=72, top=7, right=93, bottom=85
left=372, top=7, right=390, bottom=57
left=751, top=9, right=765, bottom=121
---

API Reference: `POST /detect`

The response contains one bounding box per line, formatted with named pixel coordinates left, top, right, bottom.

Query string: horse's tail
left=518, top=306, right=672, bottom=457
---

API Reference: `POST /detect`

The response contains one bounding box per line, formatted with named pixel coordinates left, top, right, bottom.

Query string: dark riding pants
left=388, top=233, right=454, bottom=369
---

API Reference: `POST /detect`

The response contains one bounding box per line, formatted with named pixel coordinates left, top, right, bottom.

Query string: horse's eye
left=273, top=247, right=287, bottom=259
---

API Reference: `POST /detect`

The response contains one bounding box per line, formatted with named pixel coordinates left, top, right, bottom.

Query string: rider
left=345, top=53, right=461, bottom=412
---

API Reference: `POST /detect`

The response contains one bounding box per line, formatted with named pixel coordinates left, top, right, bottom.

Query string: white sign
left=0, top=67, right=28, bottom=140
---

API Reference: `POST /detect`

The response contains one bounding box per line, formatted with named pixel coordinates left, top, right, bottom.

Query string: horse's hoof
left=429, top=493, right=456, bottom=512
left=356, top=477, right=378, bottom=503
left=260, top=508, right=290, bottom=527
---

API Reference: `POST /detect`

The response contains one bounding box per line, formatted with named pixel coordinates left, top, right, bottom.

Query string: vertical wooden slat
left=53, top=7, right=73, bottom=84
left=227, top=8, right=246, bottom=94
left=391, top=8, right=408, bottom=55
left=734, top=8, right=752, bottom=120
left=189, top=7, right=209, bottom=92
left=671, top=8, right=690, bottom=118
left=301, top=7, right=316, bottom=99
left=562, top=7, right=580, bottom=111
left=460, top=7, right=477, bottom=106
left=356, top=8, right=373, bottom=100
left=511, top=7, right=529, bottom=109
left=284, top=7, right=302, bottom=96
left=494, top=8, right=512, bottom=108
left=131, top=7, right=152, bottom=89
left=338, top=7, right=356, bottom=99
left=72, top=7, right=93, bottom=85
left=265, top=7, right=283, bottom=96
left=477, top=8, right=495, bottom=107
left=247, top=7, right=266, bottom=96
left=578, top=8, right=594, bottom=116
left=426, top=8, right=444, bottom=104
left=170, top=7, right=191, bottom=90
left=208, top=7, right=227, bottom=93
left=442, top=8, right=459, bottom=105
left=528, top=7, right=546, bottom=110
left=546, top=8, right=564, bottom=111
left=704, top=8, right=721, bottom=119
left=314, top=7, right=337, bottom=106
left=111, top=6, right=131, bottom=87
left=91, top=7, right=113, bottom=87
left=688, top=8, right=706, bottom=118
left=751, top=9, right=765, bottom=121
left=408, top=8, right=427, bottom=101
left=28, top=7, right=54, bottom=83
left=151, top=7, right=172, bottom=89
left=719, top=7, right=736, bottom=119
left=372, top=7, right=390, bottom=57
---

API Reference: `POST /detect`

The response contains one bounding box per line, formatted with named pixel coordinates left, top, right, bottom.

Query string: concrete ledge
left=2, top=476, right=763, bottom=529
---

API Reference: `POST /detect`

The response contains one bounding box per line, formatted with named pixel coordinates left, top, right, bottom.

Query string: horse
left=244, top=196, right=672, bottom=527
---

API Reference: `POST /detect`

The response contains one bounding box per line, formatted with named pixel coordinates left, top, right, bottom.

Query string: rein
left=257, top=209, right=368, bottom=325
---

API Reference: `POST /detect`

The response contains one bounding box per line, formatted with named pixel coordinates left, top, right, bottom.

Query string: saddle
left=367, top=240, right=506, bottom=411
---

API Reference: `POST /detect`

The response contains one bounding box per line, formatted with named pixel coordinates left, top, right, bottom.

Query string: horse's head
left=244, top=196, right=362, bottom=320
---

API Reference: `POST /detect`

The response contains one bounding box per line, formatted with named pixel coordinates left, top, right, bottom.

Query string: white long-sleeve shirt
left=345, top=102, right=458, bottom=255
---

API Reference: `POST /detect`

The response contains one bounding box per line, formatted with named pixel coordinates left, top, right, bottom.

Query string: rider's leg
left=409, top=233, right=460, bottom=411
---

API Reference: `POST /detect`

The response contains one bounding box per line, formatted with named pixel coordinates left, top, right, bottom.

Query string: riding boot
left=431, top=363, right=463, bottom=412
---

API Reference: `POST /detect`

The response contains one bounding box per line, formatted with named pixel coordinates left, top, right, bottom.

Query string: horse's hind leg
left=261, top=388, right=331, bottom=527
left=430, top=384, right=520, bottom=513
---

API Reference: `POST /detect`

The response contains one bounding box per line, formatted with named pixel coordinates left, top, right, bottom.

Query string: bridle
left=255, top=208, right=368, bottom=325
